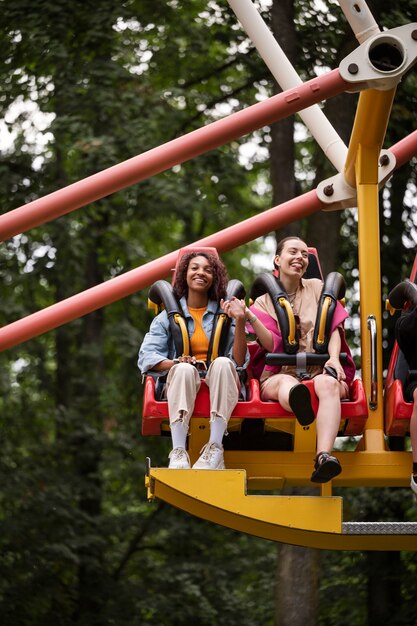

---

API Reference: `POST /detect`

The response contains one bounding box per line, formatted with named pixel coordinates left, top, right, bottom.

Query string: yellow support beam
left=344, top=88, right=396, bottom=188
left=357, top=144, right=385, bottom=447
left=344, top=87, right=396, bottom=451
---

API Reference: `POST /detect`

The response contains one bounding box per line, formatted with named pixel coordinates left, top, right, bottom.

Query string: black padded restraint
left=249, top=273, right=299, bottom=354
left=148, top=280, right=187, bottom=357
left=313, top=272, right=346, bottom=354
left=207, top=279, right=246, bottom=365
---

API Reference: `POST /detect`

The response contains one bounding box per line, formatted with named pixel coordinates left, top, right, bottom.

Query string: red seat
left=384, top=254, right=417, bottom=436
left=384, top=343, right=412, bottom=436
left=141, top=373, right=368, bottom=436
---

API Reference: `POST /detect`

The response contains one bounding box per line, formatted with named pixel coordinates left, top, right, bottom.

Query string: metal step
left=343, top=522, right=417, bottom=535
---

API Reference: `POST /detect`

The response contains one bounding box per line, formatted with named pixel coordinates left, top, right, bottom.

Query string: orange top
left=188, top=306, right=209, bottom=360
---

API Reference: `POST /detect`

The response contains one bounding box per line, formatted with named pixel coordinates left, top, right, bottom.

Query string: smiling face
left=186, top=255, right=214, bottom=296
left=275, top=238, right=309, bottom=281
left=173, top=250, right=228, bottom=303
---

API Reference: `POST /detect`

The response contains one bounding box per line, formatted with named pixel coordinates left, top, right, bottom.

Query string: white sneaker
left=192, top=443, right=225, bottom=469
left=168, top=447, right=191, bottom=469
left=411, top=474, right=417, bottom=495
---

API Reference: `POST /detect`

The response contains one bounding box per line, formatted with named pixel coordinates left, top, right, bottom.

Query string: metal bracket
left=339, top=23, right=417, bottom=91
left=317, top=150, right=396, bottom=211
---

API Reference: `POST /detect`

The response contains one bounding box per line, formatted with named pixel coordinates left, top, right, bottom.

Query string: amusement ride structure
left=1, top=0, right=417, bottom=550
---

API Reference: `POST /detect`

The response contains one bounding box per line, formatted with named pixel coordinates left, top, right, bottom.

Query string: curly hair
left=173, top=251, right=228, bottom=302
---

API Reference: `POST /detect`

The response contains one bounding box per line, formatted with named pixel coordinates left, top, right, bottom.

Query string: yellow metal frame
left=146, top=468, right=417, bottom=551
left=346, top=87, right=396, bottom=451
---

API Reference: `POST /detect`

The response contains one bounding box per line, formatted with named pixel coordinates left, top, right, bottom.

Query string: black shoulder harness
left=250, top=273, right=299, bottom=353
left=249, top=272, right=346, bottom=354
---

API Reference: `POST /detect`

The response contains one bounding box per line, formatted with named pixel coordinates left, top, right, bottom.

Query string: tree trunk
left=275, top=539, right=320, bottom=626
left=270, top=0, right=298, bottom=241
left=270, top=4, right=320, bottom=624
left=366, top=550, right=403, bottom=626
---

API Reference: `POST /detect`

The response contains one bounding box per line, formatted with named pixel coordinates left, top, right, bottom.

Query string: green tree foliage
left=0, top=1, right=416, bottom=625
left=0, top=1, right=273, bottom=624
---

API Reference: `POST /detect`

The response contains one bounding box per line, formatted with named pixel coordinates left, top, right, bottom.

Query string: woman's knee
left=209, top=356, right=235, bottom=376
left=167, top=362, right=198, bottom=385
left=212, top=356, right=231, bottom=367
left=314, top=374, right=340, bottom=396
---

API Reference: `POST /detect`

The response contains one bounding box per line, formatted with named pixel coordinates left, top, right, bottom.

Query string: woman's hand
left=324, top=358, right=346, bottom=382
left=325, top=330, right=345, bottom=382
left=174, top=355, right=196, bottom=364
left=220, top=297, right=246, bottom=321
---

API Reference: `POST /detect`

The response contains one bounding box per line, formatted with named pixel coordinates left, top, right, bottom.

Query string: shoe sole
left=289, top=384, right=315, bottom=426
left=311, top=458, right=342, bottom=483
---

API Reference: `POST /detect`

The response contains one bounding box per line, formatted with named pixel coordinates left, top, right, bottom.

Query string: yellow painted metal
left=224, top=449, right=412, bottom=488
left=188, top=418, right=212, bottom=464
left=320, top=482, right=333, bottom=497
left=147, top=468, right=342, bottom=532
left=292, top=420, right=317, bottom=452
left=146, top=468, right=417, bottom=551
left=357, top=160, right=385, bottom=440
left=344, top=88, right=396, bottom=188
left=187, top=419, right=410, bottom=488
left=349, top=88, right=396, bottom=453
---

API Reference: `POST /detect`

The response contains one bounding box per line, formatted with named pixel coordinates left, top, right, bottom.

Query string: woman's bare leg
left=261, top=373, right=299, bottom=410
left=313, top=373, right=346, bottom=453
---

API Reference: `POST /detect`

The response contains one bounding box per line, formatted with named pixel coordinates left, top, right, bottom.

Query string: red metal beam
left=0, top=127, right=414, bottom=352
left=0, top=70, right=349, bottom=241
left=389, top=129, right=417, bottom=168
left=0, top=191, right=322, bottom=351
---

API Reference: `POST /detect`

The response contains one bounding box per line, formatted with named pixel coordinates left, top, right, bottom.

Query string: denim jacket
left=137, top=297, right=249, bottom=378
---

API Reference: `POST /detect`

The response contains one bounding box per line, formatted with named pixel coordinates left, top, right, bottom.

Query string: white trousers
left=166, top=356, right=240, bottom=428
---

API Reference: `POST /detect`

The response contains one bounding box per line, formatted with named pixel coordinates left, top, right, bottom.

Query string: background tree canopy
left=0, top=1, right=416, bottom=625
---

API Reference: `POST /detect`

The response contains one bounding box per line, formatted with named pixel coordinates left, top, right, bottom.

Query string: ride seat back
left=384, top=254, right=417, bottom=435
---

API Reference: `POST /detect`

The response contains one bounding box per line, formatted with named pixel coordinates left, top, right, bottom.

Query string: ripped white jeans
left=166, top=356, right=240, bottom=430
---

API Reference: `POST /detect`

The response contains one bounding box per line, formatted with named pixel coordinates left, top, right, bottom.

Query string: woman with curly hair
left=138, top=250, right=248, bottom=470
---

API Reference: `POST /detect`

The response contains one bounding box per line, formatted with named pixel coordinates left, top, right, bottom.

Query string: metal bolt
left=379, top=154, right=390, bottom=166
left=412, top=30, right=417, bottom=41
left=323, top=184, right=334, bottom=197
left=348, top=63, right=359, bottom=75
